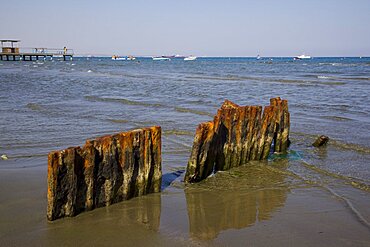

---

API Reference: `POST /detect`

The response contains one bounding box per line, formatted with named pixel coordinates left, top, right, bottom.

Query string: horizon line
left=73, top=54, right=370, bottom=58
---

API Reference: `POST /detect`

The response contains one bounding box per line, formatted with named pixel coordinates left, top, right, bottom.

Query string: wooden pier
left=0, top=40, right=74, bottom=61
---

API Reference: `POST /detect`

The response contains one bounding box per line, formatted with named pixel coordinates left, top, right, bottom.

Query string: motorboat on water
left=112, top=55, right=136, bottom=61
left=152, top=56, right=171, bottom=61
left=184, top=56, right=197, bottom=61
left=162, top=55, right=175, bottom=58
left=294, top=54, right=311, bottom=60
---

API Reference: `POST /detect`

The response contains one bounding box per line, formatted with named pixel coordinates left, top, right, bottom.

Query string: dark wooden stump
left=312, top=135, right=329, bottom=147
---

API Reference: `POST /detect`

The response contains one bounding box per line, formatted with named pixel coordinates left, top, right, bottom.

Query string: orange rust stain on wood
left=185, top=97, right=290, bottom=183
left=47, top=127, right=162, bottom=221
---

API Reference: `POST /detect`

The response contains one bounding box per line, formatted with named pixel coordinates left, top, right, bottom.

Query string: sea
left=0, top=57, right=370, bottom=246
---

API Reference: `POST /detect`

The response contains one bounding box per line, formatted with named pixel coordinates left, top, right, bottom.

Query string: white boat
left=294, top=54, right=311, bottom=60
left=184, top=56, right=197, bottom=61
left=152, top=56, right=171, bottom=61
left=112, top=55, right=136, bottom=61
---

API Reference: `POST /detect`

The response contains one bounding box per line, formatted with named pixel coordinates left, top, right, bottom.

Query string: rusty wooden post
left=185, top=98, right=290, bottom=184
left=47, top=127, right=162, bottom=221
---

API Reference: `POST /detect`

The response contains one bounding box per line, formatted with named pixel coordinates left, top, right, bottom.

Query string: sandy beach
left=1, top=157, right=370, bottom=246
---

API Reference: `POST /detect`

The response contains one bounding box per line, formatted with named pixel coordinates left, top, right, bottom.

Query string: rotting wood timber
left=47, top=126, right=162, bottom=221
left=184, top=97, right=290, bottom=183
left=312, top=135, right=329, bottom=147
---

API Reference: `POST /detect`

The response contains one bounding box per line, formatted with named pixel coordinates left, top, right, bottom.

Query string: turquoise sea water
left=0, top=57, right=370, bottom=245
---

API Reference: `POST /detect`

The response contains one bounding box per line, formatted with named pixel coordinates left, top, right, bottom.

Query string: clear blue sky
left=1, top=0, right=369, bottom=56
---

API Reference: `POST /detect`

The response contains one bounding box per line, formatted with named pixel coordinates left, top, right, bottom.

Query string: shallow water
left=0, top=57, right=370, bottom=246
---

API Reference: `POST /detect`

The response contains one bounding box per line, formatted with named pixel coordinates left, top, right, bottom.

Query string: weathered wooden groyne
left=47, top=126, right=162, bottom=221
left=184, top=97, right=290, bottom=183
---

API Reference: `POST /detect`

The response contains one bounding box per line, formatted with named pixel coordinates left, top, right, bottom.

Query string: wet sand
left=1, top=160, right=370, bottom=247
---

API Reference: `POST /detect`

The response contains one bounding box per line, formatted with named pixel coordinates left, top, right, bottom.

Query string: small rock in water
left=312, top=135, right=329, bottom=147
left=1, top=154, right=8, bottom=160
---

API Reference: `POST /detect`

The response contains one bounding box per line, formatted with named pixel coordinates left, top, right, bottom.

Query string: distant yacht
left=294, top=54, right=311, bottom=60
left=256, top=54, right=261, bottom=60
left=152, top=56, right=171, bottom=61
left=184, top=56, right=197, bottom=61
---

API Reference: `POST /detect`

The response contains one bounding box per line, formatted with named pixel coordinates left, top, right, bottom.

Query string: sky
left=1, top=0, right=370, bottom=56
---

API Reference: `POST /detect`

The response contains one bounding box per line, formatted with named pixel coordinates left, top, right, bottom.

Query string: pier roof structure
left=1, top=40, right=20, bottom=44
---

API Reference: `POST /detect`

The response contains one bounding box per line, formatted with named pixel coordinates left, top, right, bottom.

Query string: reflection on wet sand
left=119, top=192, right=162, bottom=231
left=185, top=161, right=290, bottom=240
left=44, top=193, right=162, bottom=246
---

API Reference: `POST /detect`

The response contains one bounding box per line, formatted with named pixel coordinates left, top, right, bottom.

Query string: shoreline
left=1, top=162, right=370, bottom=246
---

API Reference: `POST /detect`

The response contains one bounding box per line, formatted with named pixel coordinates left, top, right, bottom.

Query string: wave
left=290, top=131, right=370, bottom=154
left=26, top=103, right=44, bottom=111
left=25, top=102, right=114, bottom=123
left=274, top=78, right=346, bottom=86
left=84, top=95, right=165, bottom=108
left=323, top=186, right=370, bottom=229
left=344, top=77, right=370, bottom=81
left=185, top=74, right=350, bottom=86
left=268, top=156, right=370, bottom=227
left=284, top=72, right=369, bottom=82
left=162, top=136, right=193, bottom=149
left=330, top=139, right=370, bottom=155
left=1, top=153, right=47, bottom=159
left=293, top=102, right=357, bottom=114
left=263, top=78, right=345, bottom=86
left=330, top=63, right=353, bottom=67
left=185, top=75, right=287, bottom=83
left=162, top=149, right=191, bottom=154
left=185, top=73, right=283, bottom=82
left=163, top=129, right=194, bottom=136
left=185, top=75, right=246, bottom=81
left=174, top=107, right=213, bottom=117
left=320, top=81, right=346, bottom=85
left=299, top=160, right=370, bottom=191
left=0, top=163, right=46, bottom=170
left=318, top=75, right=369, bottom=81
left=320, top=115, right=354, bottom=122
left=106, top=119, right=130, bottom=124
